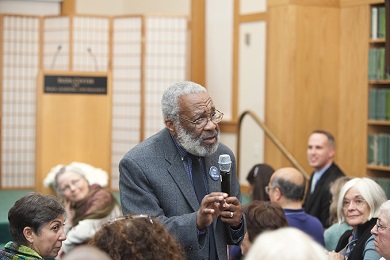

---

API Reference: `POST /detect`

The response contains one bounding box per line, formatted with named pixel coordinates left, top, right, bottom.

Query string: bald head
left=270, top=167, right=306, bottom=201
left=272, top=167, right=305, bottom=185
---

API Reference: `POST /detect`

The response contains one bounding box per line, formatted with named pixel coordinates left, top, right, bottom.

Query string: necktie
left=190, top=155, right=218, bottom=260
left=191, top=155, right=207, bottom=203
left=311, top=172, right=320, bottom=193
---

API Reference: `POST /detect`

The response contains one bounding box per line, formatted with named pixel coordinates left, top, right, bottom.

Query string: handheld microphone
left=50, top=45, right=62, bottom=69
left=87, top=47, right=99, bottom=71
left=218, top=154, right=232, bottom=195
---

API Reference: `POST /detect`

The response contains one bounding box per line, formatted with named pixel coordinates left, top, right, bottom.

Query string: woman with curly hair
left=88, top=214, right=185, bottom=260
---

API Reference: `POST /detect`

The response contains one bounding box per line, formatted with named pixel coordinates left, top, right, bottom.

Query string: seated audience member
left=53, top=165, right=121, bottom=254
left=245, top=227, right=329, bottom=260
left=229, top=164, right=275, bottom=260
left=267, top=167, right=325, bottom=246
left=371, top=200, right=390, bottom=260
left=328, top=178, right=387, bottom=260
left=89, top=214, right=185, bottom=260
left=240, top=200, right=288, bottom=256
left=304, top=130, right=345, bottom=229
left=62, top=245, right=112, bottom=260
left=324, top=176, right=353, bottom=251
left=246, top=163, right=275, bottom=201
left=0, top=192, right=66, bottom=260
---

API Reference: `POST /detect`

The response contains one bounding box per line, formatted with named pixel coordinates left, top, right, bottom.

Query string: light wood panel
left=268, top=0, right=338, bottom=7
left=61, top=0, right=76, bottom=15
left=337, top=5, right=369, bottom=177
left=340, top=0, right=383, bottom=7
left=265, top=4, right=340, bottom=175
left=35, top=71, right=112, bottom=194
left=190, top=0, right=206, bottom=86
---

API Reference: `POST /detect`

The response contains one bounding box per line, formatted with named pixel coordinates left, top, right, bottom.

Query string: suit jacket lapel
left=160, top=129, right=200, bottom=211
left=205, top=155, right=221, bottom=193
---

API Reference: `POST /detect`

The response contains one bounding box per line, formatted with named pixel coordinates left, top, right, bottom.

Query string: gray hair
left=8, top=192, right=65, bottom=246
left=337, top=177, right=387, bottom=223
left=379, top=200, right=390, bottom=223
left=270, top=175, right=306, bottom=201
left=161, top=81, right=206, bottom=122
left=53, top=165, right=87, bottom=196
left=245, top=227, right=328, bottom=260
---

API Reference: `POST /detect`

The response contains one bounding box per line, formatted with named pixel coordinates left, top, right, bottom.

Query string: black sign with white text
left=44, top=75, right=107, bottom=94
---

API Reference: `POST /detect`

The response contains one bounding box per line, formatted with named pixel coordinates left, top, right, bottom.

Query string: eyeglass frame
left=264, top=186, right=276, bottom=195
left=342, top=198, right=367, bottom=209
left=108, top=214, right=154, bottom=225
left=59, top=177, right=83, bottom=193
left=374, top=219, right=389, bottom=232
left=177, top=109, right=224, bottom=129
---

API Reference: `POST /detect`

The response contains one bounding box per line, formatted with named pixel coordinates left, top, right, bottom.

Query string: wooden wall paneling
left=232, top=0, right=239, bottom=123
left=340, top=0, right=384, bottom=7
left=61, top=0, right=76, bottom=16
left=338, top=6, right=370, bottom=177
left=265, top=5, right=298, bottom=170
left=294, top=5, right=340, bottom=173
left=190, top=0, right=205, bottom=85
left=265, top=4, right=340, bottom=175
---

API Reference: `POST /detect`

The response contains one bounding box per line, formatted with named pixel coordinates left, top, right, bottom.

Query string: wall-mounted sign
left=44, top=75, right=107, bottom=94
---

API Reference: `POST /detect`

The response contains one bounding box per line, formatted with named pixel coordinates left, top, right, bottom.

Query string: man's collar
left=170, top=133, right=189, bottom=159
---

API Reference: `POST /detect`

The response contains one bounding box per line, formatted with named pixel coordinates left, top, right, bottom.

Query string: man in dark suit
left=119, top=81, right=245, bottom=260
left=304, top=130, right=345, bottom=228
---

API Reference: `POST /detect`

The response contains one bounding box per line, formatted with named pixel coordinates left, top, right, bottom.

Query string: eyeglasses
left=60, top=178, right=82, bottom=193
left=178, top=109, right=224, bottom=129
left=108, top=214, right=154, bottom=225
left=342, top=198, right=366, bottom=209
left=374, top=220, right=388, bottom=232
left=264, top=186, right=276, bottom=195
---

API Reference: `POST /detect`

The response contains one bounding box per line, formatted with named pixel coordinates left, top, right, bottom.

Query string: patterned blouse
left=0, top=241, right=42, bottom=260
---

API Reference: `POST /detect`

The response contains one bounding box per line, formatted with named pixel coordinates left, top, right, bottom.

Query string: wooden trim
left=268, top=0, right=339, bottom=7
left=240, top=184, right=250, bottom=194
left=190, top=0, right=206, bottom=85
left=232, top=0, right=239, bottom=121
left=238, top=12, right=267, bottom=23
left=340, top=0, right=384, bottom=7
left=219, top=120, right=238, bottom=133
left=61, top=0, right=76, bottom=16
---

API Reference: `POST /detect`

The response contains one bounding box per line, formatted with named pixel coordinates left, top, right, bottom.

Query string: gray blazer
left=119, top=128, right=244, bottom=260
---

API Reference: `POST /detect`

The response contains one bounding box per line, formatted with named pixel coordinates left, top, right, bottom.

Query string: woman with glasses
left=89, top=214, right=185, bottom=260
left=371, top=200, right=390, bottom=260
left=328, top=177, right=387, bottom=260
left=53, top=165, right=121, bottom=256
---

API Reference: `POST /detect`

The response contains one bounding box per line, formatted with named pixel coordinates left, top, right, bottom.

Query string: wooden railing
left=236, top=110, right=309, bottom=180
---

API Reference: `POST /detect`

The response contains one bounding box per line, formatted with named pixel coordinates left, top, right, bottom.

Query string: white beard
left=175, top=123, right=219, bottom=157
